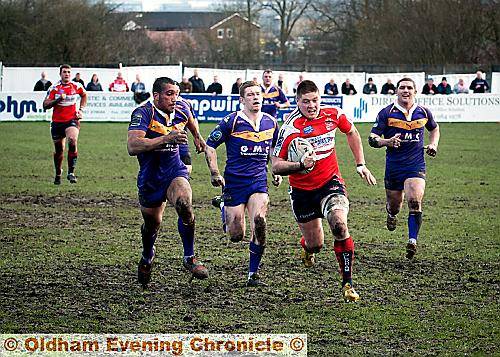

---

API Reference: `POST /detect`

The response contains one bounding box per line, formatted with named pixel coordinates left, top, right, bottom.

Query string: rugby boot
left=342, top=283, right=360, bottom=302
left=67, top=173, right=78, bottom=184
left=386, top=213, right=397, bottom=231
left=406, top=241, right=417, bottom=260
left=183, top=256, right=209, bottom=280
left=301, top=247, right=315, bottom=268
left=54, top=175, right=62, bottom=185
left=246, top=273, right=268, bottom=287
left=137, top=247, right=155, bottom=288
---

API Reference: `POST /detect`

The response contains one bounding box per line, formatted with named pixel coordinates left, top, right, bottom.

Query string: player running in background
left=127, top=77, right=208, bottom=288
left=261, top=69, right=290, bottom=119
left=43, top=64, right=87, bottom=185
left=204, top=81, right=282, bottom=287
left=272, top=80, right=376, bottom=302
left=176, top=97, right=199, bottom=176
left=368, top=77, right=440, bottom=259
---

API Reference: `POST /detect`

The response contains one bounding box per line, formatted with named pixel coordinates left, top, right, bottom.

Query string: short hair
left=152, top=77, right=177, bottom=94
left=263, top=69, right=273, bottom=75
left=59, top=64, right=71, bottom=73
left=397, top=77, right=416, bottom=89
left=239, top=80, right=259, bottom=97
left=296, top=80, right=319, bottom=98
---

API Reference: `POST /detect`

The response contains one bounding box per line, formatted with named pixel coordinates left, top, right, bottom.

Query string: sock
left=300, top=236, right=312, bottom=253
left=248, top=241, right=265, bottom=275
left=54, top=151, right=64, bottom=176
left=68, top=150, right=78, bottom=174
left=334, top=236, right=354, bottom=286
left=408, top=211, right=422, bottom=241
left=178, top=217, right=195, bottom=257
left=220, top=204, right=227, bottom=233
left=141, top=224, right=158, bottom=262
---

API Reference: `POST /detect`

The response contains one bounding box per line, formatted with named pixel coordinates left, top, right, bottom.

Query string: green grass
left=0, top=121, right=499, bottom=355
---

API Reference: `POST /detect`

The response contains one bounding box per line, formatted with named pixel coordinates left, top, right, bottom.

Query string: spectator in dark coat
left=422, top=78, right=438, bottom=95
left=189, top=69, right=205, bottom=93
left=231, top=78, right=242, bottom=94
left=34, top=71, right=52, bottom=91
left=341, top=79, right=357, bottom=95
left=437, top=77, right=452, bottom=95
left=469, top=71, right=490, bottom=93
left=86, top=74, right=103, bottom=91
left=381, top=79, right=396, bottom=95
left=206, top=75, right=222, bottom=95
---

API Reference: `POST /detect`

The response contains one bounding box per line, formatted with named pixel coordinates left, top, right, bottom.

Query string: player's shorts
left=179, top=144, right=192, bottom=165
left=384, top=169, right=426, bottom=191
left=222, top=179, right=268, bottom=207
left=50, top=120, right=80, bottom=140
left=289, top=176, right=349, bottom=223
left=138, top=165, right=189, bottom=208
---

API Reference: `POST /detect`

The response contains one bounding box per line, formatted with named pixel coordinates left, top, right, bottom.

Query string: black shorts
left=384, top=170, right=426, bottom=191
left=289, top=176, right=348, bottom=223
left=50, top=120, right=80, bottom=140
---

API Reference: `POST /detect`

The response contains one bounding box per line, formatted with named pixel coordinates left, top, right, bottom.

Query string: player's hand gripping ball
left=288, top=137, right=315, bottom=174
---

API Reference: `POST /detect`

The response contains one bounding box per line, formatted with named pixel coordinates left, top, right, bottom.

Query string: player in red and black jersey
left=43, top=64, right=87, bottom=185
left=272, top=80, right=376, bottom=302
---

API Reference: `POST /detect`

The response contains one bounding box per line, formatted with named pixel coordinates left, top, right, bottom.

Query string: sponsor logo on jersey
left=209, top=129, right=223, bottom=142
left=303, top=125, right=314, bottom=134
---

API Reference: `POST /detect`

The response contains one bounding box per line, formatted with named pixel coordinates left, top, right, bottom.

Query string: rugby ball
left=287, top=137, right=315, bottom=174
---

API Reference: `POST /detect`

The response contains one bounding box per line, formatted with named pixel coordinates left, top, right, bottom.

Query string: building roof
left=128, top=11, right=228, bottom=31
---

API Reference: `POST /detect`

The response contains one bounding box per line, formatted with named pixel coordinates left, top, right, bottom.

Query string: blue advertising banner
left=181, top=94, right=343, bottom=122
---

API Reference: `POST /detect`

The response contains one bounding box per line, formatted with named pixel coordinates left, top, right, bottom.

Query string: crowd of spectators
left=33, top=69, right=492, bottom=97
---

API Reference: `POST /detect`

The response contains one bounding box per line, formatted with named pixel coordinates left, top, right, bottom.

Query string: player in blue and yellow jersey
left=369, top=77, right=440, bottom=259
left=204, top=81, right=282, bottom=287
left=127, top=77, right=208, bottom=288
left=261, top=69, right=289, bottom=118
left=175, top=97, right=199, bottom=175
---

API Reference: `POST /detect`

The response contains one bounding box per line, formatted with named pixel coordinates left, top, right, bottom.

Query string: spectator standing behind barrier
left=341, top=79, right=357, bottom=95
left=363, top=78, right=377, bottom=94
left=437, top=77, right=452, bottom=95
left=453, top=78, right=469, bottom=94
left=72, top=73, right=85, bottom=87
left=231, top=78, right=242, bottom=94
left=277, top=73, right=289, bottom=94
left=293, top=73, right=304, bottom=94
left=179, top=77, right=193, bottom=93
left=109, top=72, right=129, bottom=92
left=131, top=74, right=150, bottom=104
left=86, top=74, right=103, bottom=91
left=189, top=69, right=205, bottom=93
left=34, top=71, right=52, bottom=91
left=422, top=78, right=437, bottom=95
left=324, top=78, right=339, bottom=95
left=469, top=71, right=490, bottom=93
left=206, top=76, right=222, bottom=95
left=381, top=79, right=396, bottom=95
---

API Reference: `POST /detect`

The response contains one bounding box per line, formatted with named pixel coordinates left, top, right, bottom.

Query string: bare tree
left=260, top=0, right=312, bottom=63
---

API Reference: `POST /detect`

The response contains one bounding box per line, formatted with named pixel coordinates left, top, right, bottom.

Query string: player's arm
left=346, top=125, right=377, bottom=185
left=204, top=146, right=224, bottom=187
left=271, top=153, right=314, bottom=176
left=127, top=130, right=187, bottom=156
left=425, top=124, right=440, bottom=157
left=76, top=91, right=88, bottom=119
left=368, top=132, right=402, bottom=148
left=43, top=92, right=64, bottom=110
left=185, top=115, right=206, bottom=153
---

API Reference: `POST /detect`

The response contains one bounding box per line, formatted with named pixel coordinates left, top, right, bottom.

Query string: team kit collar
left=151, top=102, right=174, bottom=123
left=394, top=101, right=418, bottom=121
left=237, top=110, right=263, bottom=131
left=261, top=84, right=276, bottom=94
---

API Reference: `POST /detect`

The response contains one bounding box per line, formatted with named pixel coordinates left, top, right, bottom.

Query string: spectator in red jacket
left=109, top=72, right=129, bottom=92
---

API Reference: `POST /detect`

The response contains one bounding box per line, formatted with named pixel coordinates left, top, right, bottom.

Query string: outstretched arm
left=204, top=145, right=224, bottom=187
left=425, top=124, right=440, bottom=157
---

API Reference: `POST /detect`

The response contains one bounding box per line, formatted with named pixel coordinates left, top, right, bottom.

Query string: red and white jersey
left=47, top=81, right=85, bottom=123
left=109, top=78, right=129, bottom=92
left=273, top=106, right=353, bottom=190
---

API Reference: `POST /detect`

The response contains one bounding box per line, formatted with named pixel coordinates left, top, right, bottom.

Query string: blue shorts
left=385, top=169, right=426, bottom=191
left=179, top=144, right=191, bottom=165
left=138, top=166, right=189, bottom=208
left=222, top=179, right=268, bottom=207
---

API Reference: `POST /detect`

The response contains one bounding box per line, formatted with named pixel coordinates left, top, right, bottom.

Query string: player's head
left=239, top=81, right=262, bottom=113
left=296, top=80, right=320, bottom=120
left=262, top=69, right=273, bottom=87
left=152, top=77, right=179, bottom=114
left=59, top=64, right=71, bottom=83
left=396, top=77, right=417, bottom=108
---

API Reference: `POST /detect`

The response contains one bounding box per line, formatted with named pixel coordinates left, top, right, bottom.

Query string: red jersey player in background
left=272, top=80, right=376, bottom=302
left=43, top=64, right=87, bottom=184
